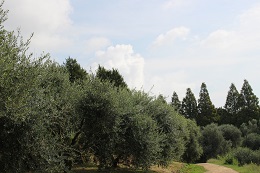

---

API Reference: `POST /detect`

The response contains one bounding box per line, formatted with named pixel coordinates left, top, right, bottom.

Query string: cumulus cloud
left=144, top=67, right=196, bottom=101
left=202, top=3, right=260, bottom=53
left=201, top=30, right=236, bottom=50
left=94, top=45, right=145, bottom=89
left=147, top=4, right=260, bottom=105
left=3, top=0, right=73, bottom=52
left=84, top=37, right=111, bottom=54
left=152, top=26, right=190, bottom=47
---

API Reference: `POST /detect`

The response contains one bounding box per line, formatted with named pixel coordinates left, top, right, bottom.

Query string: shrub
left=243, top=133, right=260, bottom=150
left=182, top=120, right=203, bottom=163
left=145, top=97, right=189, bottom=166
left=234, top=147, right=255, bottom=166
left=251, top=150, right=260, bottom=165
left=240, top=119, right=260, bottom=136
left=222, top=152, right=238, bottom=165
left=219, top=124, right=242, bottom=148
left=200, top=123, right=231, bottom=162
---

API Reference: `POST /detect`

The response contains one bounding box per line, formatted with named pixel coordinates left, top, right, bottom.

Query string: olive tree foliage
left=234, top=147, right=260, bottom=166
left=144, top=97, right=189, bottom=167
left=234, top=119, right=260, bottom=165
left=76, top=79, right=163, bottom=169
left=30, top=62, right=82, bottom=171
left=240, top=119, right=260, bottom=150
left=182, top=120, right=203, bottom=163
left=0, top=3, right=37, bottom=171
left=75, top=77, right=193, bottom=169
left=240, top=119, right=260, bottom=136
left=218, top=124, right=242, bottom=148
left=0, top=2, right=81, bottom=172
left=243, top=133, right=260, bottom=150
left=0, top=55, right=80, bottom=172
left=200, top=123, right=231, bottom=162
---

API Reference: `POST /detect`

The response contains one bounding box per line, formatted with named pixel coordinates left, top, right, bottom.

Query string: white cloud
left=152, top=26, right=190, bottom=47
left=202, top=3, right=260, bottom=53
left=201, top=30, right=236, bottom=50
left=239, top=4, right=260, bottom=31
left=146, top=4, right=260, bottom=106
left=3, top=0, right=73, bottom=53
left=84, top=37, right=111, bottom=54
left=94, top=45, right=145, bottom=89
left=144, top=68, right=196, bottom=102
left=162, top=0, right=190, bottom=9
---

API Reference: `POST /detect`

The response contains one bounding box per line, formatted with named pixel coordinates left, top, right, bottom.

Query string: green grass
left=208, top=158, right=260, bottom=173
left=73, top=166, right=156, bottom=173
left=179, top=164, right=206, bottom=173
left=73, top=162, right=206, bottom=173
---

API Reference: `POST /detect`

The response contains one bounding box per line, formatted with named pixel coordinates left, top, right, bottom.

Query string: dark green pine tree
left=180, top=88, right=198, bottom=119
left=225, top=83, right=240, bottom=114
left=237, top=80, right=259, bottom=126
left=64, top=57, right=88, bottom=83
left=221, top=83, right=240, bottom=124
left=197, top=83, right=218, bottom=126
left=96, top=65, right=128, bottom=88
left=171, top=91, right=181, bottom=112
left=157, top=94, right=167, bottom=104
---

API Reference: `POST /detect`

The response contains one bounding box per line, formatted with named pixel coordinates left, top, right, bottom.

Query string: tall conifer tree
left=225, top=83, right=240, bottom=114
left=96, top=65, right=128, bottom=88
left=180, top=88, right=198, bottom=119
left=64, top=57, right=88, bottom=83
left=197, top=83, right=218, bottom=126
left=171, top=91, right=181, bottom=112
left=221, top=83, right=240, bottom=124
left=237, top=80, right=259, bottom=125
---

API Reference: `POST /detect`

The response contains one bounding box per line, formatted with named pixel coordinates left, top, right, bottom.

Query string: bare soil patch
left=197, top=163, right=238, bottom=173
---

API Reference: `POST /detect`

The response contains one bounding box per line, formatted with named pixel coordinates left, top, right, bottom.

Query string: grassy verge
left=73, top=166, right=156, bottom=173
left=73, top=162, right=206, bottom=173
left=179, top=164, right=206, bottom=173
left=208, top=158, right=260, bottom=173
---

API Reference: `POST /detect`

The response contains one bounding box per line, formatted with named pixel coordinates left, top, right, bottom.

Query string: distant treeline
left=171, top=80, right=259, bottom=127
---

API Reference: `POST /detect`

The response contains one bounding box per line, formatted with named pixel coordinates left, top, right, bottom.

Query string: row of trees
left=200, top=119, right=260, bottom=165
left=171, top=81, right=259, bottom=126
left=0, top=4, right=203, bottom=171
left=0, top=47, right=203, bottom=172
left=0, top=2, right=259, bottom=172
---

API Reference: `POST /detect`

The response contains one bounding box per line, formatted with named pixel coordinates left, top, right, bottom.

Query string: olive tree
left=0, top=2, right=80, bottom=171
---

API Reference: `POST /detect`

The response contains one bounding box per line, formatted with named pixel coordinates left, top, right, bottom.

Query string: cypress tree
left=197, top=83, right=218, bottom=126
left=64, top=57, right=88, bottom=83
left=180, top=88, right=198, bottom=119
left=237, top=80, right=259, bottom=125
left=222, top=83, right=240, bottom=124
left=225, top=83, right=240, bottom=114
left=171, top=91, right=181, bottom=112
left=96, top=65, right=128, bottom=88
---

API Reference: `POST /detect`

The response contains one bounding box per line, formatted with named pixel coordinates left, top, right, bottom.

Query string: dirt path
left=197, top=163, right=238, bottom=173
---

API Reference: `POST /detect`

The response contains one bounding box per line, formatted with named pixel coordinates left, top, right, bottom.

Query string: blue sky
left=3, top=0, right=260, bottom=107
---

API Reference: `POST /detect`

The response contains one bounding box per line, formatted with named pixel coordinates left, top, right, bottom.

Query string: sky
left=3, top=0, right=260, bottom=107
